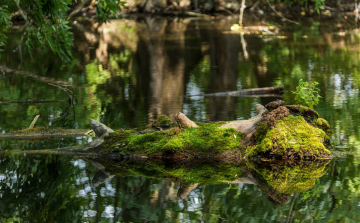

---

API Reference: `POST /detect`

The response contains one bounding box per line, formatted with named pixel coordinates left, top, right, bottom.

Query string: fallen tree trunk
left=1, top=100, right=332, bottom=160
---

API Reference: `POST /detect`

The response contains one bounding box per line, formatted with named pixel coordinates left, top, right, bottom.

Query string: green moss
left=246, top=115, right=330, bottom=158
left=101, top=122, right=246, bottom=156
left=144, top=123, right=154, bottom=130
left=156, top=115, right=172, bottom=128
left=248, top=160, right=330, bottom=195
left=316, top=118, right=332, bottom=134
left=316, top=118, right=329, bottom=129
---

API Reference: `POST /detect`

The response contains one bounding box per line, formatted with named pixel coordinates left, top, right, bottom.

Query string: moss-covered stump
left=246, top=103, right=332, bottom=160
left=247, top=115, right=331, bottom=159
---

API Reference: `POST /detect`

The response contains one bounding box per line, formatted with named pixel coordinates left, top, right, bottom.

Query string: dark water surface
left=1, top=17, right=360, bottom=222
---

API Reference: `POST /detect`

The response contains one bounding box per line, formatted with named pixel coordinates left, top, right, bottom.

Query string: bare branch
left=14, top=0, right=30, bottom=24
left=68, top=0, right=92, bottom=19
left=266, top=0, right=300, bottom=25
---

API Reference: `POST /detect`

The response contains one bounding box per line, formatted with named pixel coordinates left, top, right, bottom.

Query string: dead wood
left=219, top=104, right=267, bottom=136
left=177, top=183, right=200, bottom=199
left=175, top=112, right=198, bottom=128
left=189, top=86, right=284, bottom=97
left=0, top=100, right=67, bottom=104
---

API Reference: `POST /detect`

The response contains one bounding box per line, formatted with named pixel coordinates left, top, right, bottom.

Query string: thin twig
left=266, top=0, right=300, bottom=25
left=17, top=26, right=29, bottom=69
left=48, top=83, right=73, bottom=99
left=286, top=192, right=298, bottom=223
left=250, top=1, right=260, bottom=11
left=0, top=65, right=73, bottom=86
left=0, top=100, right=67, bottom=104
left=68, top=0, right=91, bottom=19
left=48, top=83, right=78, bottom=127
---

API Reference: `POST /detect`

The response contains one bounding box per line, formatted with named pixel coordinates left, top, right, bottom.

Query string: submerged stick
left=187, top=86, right=284, bottom=97
left=0, top=100, right=67, bottom=104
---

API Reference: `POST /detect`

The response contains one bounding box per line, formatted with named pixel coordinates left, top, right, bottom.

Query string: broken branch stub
left=175, top=112, right=198, bottom=129
left=90, top=119, right=114, bottom=138
left=220, top=104, right=267, bottom=136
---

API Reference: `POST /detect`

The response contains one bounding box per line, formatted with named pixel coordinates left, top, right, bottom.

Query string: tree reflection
left=0, top=154, right=85, bottom=222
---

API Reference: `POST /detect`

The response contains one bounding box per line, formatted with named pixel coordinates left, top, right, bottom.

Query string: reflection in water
left=1, top=17, right=360, bottom=222
left=0, top=153, right=353, bottom=222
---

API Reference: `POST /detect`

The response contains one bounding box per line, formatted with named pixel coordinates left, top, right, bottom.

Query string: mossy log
left=1, top=100, right=333, bottom=160
left=89, top=100, right=332, bottom=160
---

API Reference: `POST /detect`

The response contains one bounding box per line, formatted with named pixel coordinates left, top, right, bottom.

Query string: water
left=1, top=17, right=360, bottom=222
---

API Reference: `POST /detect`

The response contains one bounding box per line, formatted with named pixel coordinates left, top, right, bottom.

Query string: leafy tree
left=0, top=0, right=124, bottom=62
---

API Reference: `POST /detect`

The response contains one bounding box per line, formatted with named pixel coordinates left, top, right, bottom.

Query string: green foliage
left=156, top=115, right=173, bottom=127
left=0, top=5, right=12, bottom=57
left=96, top=0, right=125, bottom=22
left=0, top=154, right=85, bottom=222
left=292, top=78, right=322, bottom=108
left=25, top=19, right=73, bottom=62
left=0, top=0, right=124, bottom=62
